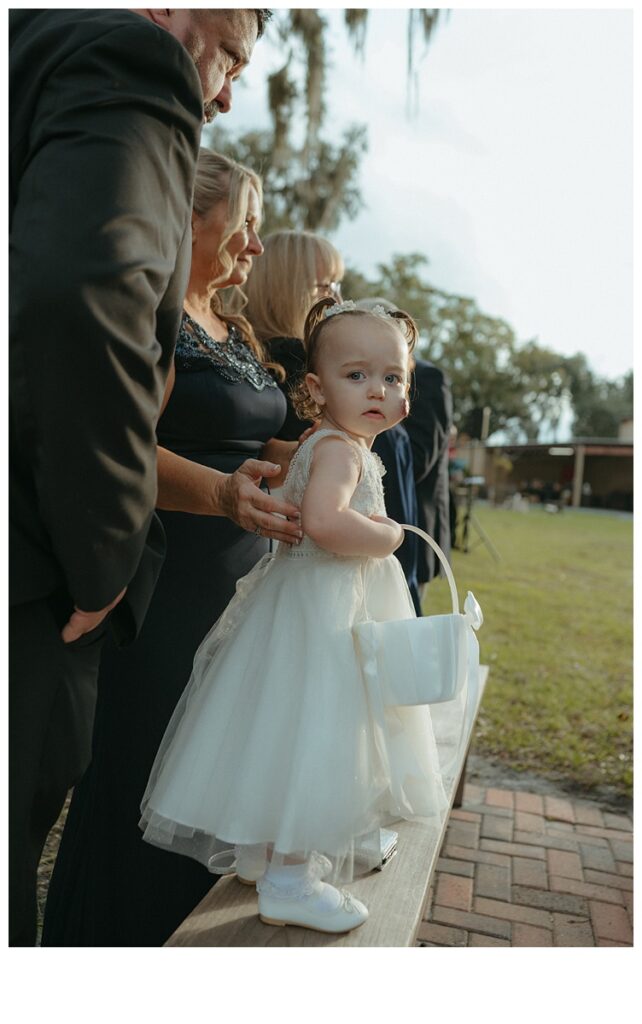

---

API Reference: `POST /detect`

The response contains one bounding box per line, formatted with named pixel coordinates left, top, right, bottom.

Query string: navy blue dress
left=42, top=315, right=287, bottom=946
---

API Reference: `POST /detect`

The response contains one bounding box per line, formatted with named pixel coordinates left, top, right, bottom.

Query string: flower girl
left=140, top=297, right=457, bottom=934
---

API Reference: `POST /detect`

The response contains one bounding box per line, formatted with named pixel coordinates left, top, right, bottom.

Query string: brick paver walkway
left=419, top=783, right=633, bottom=947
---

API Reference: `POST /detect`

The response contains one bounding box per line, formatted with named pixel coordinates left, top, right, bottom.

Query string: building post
left=572, top=444, right=586, bottom=507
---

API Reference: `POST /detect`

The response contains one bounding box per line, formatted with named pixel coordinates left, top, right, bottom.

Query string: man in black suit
left=9, top=7, right=272, bottom=946
left=405, top=359, right=454, bottom=588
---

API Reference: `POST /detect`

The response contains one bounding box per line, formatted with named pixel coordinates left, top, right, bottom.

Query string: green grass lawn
left=423, top=505, right=633, bottom=799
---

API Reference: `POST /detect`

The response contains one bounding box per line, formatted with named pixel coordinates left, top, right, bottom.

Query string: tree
left=206, top=9, right=444, bottom=234
left=344, top=253, right=634, bottom=441
left=564, top=356, right=633, bottom=438
left=343, top=253, right=571, bottom=440
left=512, top=342, right=572, bottom=441
left=211, top=124, right=367, bottom=236
left=207, top=13, right=633, bottom=441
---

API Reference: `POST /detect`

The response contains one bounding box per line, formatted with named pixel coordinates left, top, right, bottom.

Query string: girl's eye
left=348, top=371, right=365, bottom=381
left=385, top=374, right=402, bottom=384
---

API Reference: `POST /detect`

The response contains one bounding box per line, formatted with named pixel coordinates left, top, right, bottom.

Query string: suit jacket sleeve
left=10, top=18, right=202, bottom=611
left=406, top=362, right=453, bottom=484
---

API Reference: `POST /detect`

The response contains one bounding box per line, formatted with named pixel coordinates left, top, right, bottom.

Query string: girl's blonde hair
left=291, top=297, right=418, bottom=422
left=244, top=230, right=345, bottom=342
left=192, top=148, right=283, bottom=378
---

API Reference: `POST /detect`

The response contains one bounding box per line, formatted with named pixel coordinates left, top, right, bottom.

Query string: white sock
left=263, top=860, right=309, bottom=887
left=235, top=843, right=266, bottom=867
left=261, top=858, right=341, bottom=910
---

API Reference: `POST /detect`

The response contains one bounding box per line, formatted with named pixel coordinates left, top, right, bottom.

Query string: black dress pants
left=9, top=591, right=105, bottom=945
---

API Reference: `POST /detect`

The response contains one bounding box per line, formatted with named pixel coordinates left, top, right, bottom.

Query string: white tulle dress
left=139, top=429, right=465, bottom=882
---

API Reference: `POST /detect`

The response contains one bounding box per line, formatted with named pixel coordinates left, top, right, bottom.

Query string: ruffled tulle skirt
left=139, top=546, right=467, bottom=882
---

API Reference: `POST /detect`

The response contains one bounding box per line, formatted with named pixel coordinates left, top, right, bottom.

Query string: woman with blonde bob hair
left=245, top=229, right=344, bottom=342
left=244, top=229, right=344, bottom=440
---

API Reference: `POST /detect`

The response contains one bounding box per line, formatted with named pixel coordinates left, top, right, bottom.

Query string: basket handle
left=400, top=524, right=459, bottom=615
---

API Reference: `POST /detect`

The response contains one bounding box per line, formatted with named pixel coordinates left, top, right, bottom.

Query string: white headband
left=323, top=300, right=398, bottom=323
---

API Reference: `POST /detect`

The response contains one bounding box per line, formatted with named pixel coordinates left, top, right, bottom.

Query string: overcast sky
left=213, top=5, right=633, bottom=381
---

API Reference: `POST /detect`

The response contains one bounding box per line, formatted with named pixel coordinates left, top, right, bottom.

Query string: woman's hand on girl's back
left=297, top=423, right=320, bottom=445
left=216, top=459, right=303, bottom=545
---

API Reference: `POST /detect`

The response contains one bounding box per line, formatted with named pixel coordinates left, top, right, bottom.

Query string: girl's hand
left=370, top=514, right=404, bottom=552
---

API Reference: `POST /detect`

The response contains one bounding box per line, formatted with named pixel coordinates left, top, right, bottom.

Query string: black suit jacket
left=405, top=359, right=453, bottom=583
left=9, top=9, right=203, bottom=642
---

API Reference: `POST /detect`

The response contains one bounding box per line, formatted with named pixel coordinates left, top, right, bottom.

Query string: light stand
left=458, top=477, right=501, bottom=563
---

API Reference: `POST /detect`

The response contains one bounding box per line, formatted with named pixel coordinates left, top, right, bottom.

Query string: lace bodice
left=280, top=429, right=387, bottom=557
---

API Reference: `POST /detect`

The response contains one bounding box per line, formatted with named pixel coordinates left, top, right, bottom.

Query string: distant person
left=582, top=481, right=593, bottom=507
left=9, top=7, right=270, bottom=946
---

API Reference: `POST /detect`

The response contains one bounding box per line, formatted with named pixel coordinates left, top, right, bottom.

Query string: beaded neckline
left=176, top=311, right=277, bottom=392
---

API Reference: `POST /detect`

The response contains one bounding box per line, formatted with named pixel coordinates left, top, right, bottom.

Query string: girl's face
left=306, top=315, right=410, bottom=445
left=191, top=183, right=263, bottom=289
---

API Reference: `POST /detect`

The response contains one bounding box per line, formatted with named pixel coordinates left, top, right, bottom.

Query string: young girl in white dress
left=140, top=297, right=458, bottom=934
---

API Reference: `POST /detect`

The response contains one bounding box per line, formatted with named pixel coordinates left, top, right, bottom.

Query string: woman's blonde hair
left=290, top=297, right=418, bottom=422
left=244, top=230, right=345, bottom=342
left=192, top=148, right=282, bottom=377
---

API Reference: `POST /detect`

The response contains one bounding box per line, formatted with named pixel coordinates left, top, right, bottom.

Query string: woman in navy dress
left=42, top=152, right=302, bottom=947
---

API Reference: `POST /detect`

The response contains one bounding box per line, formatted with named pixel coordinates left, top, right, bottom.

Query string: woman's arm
left=156, top=448, right=303, bottom=545
left=301, top=438, right=403, bottom=557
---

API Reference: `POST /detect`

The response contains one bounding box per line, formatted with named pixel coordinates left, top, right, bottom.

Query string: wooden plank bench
left=165, top=665, right=489, bottom=947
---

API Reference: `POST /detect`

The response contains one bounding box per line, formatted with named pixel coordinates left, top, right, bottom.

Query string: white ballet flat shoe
left=258, top=882, right=369, bottom=935
left=238, top=850, right=332, bottom=887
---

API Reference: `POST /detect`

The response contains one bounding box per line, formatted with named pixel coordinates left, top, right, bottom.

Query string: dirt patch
left=466, top=754, right=632, bottom=814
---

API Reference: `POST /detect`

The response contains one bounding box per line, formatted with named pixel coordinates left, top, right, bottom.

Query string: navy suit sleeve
left=10, top=20, right=202, bottom=610
left=406, top=362, right=453, bottom=484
